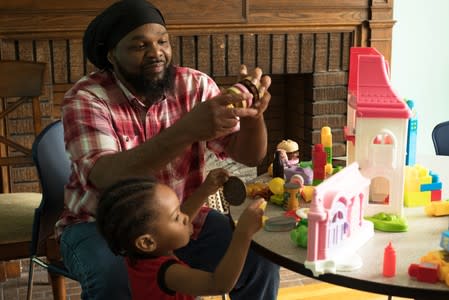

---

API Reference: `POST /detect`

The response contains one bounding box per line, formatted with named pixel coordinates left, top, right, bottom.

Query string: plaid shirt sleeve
left=62, top=77, right=122, bottom=189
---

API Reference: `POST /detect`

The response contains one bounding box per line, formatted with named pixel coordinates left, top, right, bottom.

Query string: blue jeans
left=59, top=222, right=131, bottom=300
left=60, top=210, right=280, bottom=300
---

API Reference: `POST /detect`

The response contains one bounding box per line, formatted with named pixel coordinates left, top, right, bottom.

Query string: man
left=58, top=0, right=280, bottom=299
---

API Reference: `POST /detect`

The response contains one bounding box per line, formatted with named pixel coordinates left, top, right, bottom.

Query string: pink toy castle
left=304, top=162, right=373, bottom=275
left=345, top=47, right=411, bottom=217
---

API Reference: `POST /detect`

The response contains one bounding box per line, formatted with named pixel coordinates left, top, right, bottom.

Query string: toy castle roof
left=348, top=47, right=411, bottom=119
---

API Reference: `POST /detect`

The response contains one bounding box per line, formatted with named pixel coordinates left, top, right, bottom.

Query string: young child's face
left=149, top=184, right=193, bottom=254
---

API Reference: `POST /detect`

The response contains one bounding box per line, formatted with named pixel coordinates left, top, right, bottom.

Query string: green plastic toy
left=365, top=212, right=408, bottom=232
left=290, top=219, right=308, bottom=248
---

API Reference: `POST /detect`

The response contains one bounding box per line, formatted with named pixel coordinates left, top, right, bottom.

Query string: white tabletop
left=231, top=154, right=449, bottom=299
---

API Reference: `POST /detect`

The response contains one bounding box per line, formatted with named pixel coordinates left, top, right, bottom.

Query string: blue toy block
left=430, top=171, right=439, bottom=183
left=420, top=182, right=443, bottom=192
left=441, top=230, right=449, bottom=252
left=405, top=100, right=418, bottom=166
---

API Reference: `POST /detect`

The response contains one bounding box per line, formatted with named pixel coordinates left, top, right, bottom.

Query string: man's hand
left=179, top=91, right=258, bottom=141
left=178, top=65, right=271, bottom=142
left=239, top=65, right=271, bottom=118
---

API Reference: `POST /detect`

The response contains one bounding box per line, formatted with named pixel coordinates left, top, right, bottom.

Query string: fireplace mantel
left=0, top=0, right=395, bottom=192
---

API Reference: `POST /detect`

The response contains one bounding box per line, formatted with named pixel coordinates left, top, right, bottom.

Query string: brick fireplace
left=192, top=31, right=352, bottom=173
left=0, top=0, right=395, bottom=190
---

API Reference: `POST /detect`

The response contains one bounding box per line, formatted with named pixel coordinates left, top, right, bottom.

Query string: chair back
left=0, top=60, right=45, bottom=192
left=31, top=120, right=70, bottom=250
left=432, top=121, right=449, bottom=156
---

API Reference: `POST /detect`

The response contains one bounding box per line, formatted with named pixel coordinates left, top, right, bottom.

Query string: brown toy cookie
left=222, top=176, right=247, bottom=206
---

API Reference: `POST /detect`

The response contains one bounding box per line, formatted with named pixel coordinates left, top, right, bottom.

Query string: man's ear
left=135, top=234, right=157, bottom=253
left=107, top=50, right=115, bottom=66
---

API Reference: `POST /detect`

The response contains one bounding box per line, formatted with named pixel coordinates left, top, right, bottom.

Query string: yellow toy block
left=425, top=200, right=449, bottom=216
left=301, top=185, right=315, bottom=202
left=404, top=190, right=431, bottom=207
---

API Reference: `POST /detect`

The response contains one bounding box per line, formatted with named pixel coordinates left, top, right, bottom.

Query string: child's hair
left=96, top=177, right=159, bottom=259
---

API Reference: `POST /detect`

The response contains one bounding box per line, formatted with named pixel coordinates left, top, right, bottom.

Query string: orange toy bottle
left=383, top=242, right=396, bottom=277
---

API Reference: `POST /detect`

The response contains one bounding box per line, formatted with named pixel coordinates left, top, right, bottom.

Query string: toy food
left=223, top=176, right=246, bottom=206
left=268, top=177, right=285, bottom=195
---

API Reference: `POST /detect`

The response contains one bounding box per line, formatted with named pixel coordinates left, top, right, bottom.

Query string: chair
left=0, top=60, right=45, bottom=186
left=27, top=120, right=76, bottom=300
left=432, top=121, right=449, bottom=156
left=0, top=61, right=45, bottom=281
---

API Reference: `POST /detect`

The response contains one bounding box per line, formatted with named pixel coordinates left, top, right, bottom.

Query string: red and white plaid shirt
left=56, top=67, right=229, bottom=239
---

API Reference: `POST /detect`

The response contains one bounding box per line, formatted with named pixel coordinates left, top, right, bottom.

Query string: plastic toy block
left=420, top=181, right=442, bottom=192
left=312, top=144, right=327, bottom=185
left=321, top=127, right=333, bottom=164
left=404, top=190, right=431, bottom=207
left=301, top=185, right=315, bottom=202
left=404, top=165, right=432, bottom=194
left=405, top=100, right=418, bottom=166
left=441, top=230, right=449, bottom=252
left=431, top=190, right=442, bottom=201
left=420, top=250, right=449, bottom=287
left=408, top=262, right=440, bottom=283
left=425, top=200, right=449, bottom=216
left=430, top=171, right=440, bottom=183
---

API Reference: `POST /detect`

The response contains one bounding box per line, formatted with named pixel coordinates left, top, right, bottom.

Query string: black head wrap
left=83, top=0, right=166, bottom=69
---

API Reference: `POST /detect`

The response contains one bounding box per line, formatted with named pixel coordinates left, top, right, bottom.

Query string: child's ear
left=135, top=234, right=157, bottom=253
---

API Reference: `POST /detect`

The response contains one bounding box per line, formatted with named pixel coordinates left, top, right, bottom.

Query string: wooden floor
left=203, top=282, right=413, bottom=300
left=1, top=261, right=413, bottom=300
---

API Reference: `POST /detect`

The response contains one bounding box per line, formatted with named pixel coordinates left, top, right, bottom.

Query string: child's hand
left=203, top=168, right=229, bottom=195
left=234, top=198, right=265, bottom=238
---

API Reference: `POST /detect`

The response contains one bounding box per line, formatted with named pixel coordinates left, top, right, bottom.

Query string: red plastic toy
left=408, top=262, right=440, bottom=283
left=383, top=242, right=396, bottom=277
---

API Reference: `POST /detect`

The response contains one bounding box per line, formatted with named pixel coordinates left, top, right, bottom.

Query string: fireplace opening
left=215, top=73, right=321, bottom=175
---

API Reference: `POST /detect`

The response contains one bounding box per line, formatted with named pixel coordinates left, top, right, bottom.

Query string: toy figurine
left=276, top=139, right=300, bottom=166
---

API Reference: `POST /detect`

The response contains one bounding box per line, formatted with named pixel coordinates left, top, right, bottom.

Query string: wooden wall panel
left=197, top=36, right=211, bottom=75
left=242, top=34, right=256, bottom=71
left=69, top=39, right=84, bottom=82
left=257, top=35, right=271, bottom=74
left=286, top=34, right=300, bottom=74
left=315, top=33, right=329, bottom=73
left=52, top=40, right=68, bottom=84
left=227, top=35, right=242, bottom=75
left=211, top=35, right=226, bottom=77
left=328, top=33, right=342, bottom=71
left=301, top=34, right=315, bottom=73
left=271, top=34, right=285, bottom=75
left=180, top=36, right=196, bottom=70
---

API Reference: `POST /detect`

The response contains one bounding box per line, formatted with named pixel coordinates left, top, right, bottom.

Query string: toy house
left=305, top=162, right=374, bottom=276
left=345, top=47, right=412, bottom=217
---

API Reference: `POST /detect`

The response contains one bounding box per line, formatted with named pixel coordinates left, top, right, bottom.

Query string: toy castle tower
left=345, top=47, right=411, bottom=217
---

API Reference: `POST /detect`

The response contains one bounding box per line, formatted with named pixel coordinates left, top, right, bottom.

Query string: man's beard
left=115, top=62, right=175, bottom=104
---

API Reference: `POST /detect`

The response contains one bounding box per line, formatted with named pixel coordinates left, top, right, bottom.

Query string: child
left=96, top=168, right=265, bottom=299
